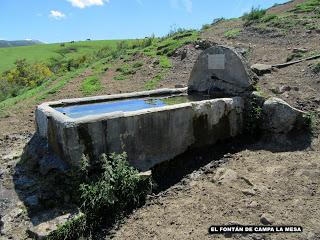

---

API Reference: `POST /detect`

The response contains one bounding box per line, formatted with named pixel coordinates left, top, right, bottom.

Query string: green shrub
left=80, top=153, right=149, bottom=213
left=304, top=112, right=319, bottom=134
left=245, top=95, right=263, bottom=137
left=78, top=153, right=151, bottom=232
left=224, top=29, right=241, bottom=39
left=313, top=61, right=320, bottom=73
left=116, top=64, right=135, bottom=75
left=0, top=59, right=52, bottom=101
left=132, top=61, right=144, bottom=68
left=156, top=29, right=199, bottom=56
left=212, top=18, right=224, bottom=25
left=159, top=56, right=172, bottom=69
left=261, top=14, right=278, bottom=22
left=145, top=74, right=163, bottom=90
left=80, top=76, right=102, bottom=95
left=201, top=24, right=211, bottom=31
left=243, top=7, right=267, bottom=24
left=48, top=153, right=151, bottom=240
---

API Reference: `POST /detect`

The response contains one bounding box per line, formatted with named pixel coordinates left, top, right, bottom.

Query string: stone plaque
left=208, top=54, right=225, bottom=70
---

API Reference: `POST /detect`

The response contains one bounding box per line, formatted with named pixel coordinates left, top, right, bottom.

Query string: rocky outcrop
left=262, top=97, right=307, bottom=134
left=251, top=63, right=272, bottom=76
left=188, top=45, right=256, bottom=96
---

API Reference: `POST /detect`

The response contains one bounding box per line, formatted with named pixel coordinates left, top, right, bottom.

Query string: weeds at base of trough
left=47, top=152, right=152, bottom=240
left=244, top=95, right=263, bottom=138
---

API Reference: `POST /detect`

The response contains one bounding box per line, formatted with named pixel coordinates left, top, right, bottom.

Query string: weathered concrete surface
left=188, top=45, right=256, bottom=96
left=35, top=89, right=244, bottom=171
left=35, top=88, right=188, bottom=139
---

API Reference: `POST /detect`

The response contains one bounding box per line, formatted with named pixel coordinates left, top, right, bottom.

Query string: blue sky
left=0, top=0, right=288, bottom=43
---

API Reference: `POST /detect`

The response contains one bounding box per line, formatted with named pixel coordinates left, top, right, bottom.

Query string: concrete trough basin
left=36, top=88, right=244, bottom=171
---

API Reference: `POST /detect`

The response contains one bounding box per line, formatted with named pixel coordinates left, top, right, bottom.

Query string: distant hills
left=0, top=40, right=43, bottom=48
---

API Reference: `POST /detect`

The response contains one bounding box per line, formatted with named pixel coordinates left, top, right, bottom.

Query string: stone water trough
left=35, top=46, right=255, bottom=171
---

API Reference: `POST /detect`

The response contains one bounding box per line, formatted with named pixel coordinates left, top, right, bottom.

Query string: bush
left=79, top=153, right=151, bottom=228
left=313, top=62, right=320, bottom=74
left=244, top=95, right=263, bottom=137
left=224, top=29, right=241, bottom=39
left=212, top=18, right=224, bottom=25
left=261, top=14, right=278, bottom=22
left=132, top=61, right=144, bottom=68
left=201, top=24, right=211, bottom=31
left=49, top=153, right=152, bottom=240
left=80, top=76, right=102, bottom=95
left=243, top=7, right=267, bottom=24
left=0, top=59, right=52, bottom=100
left=159, top=56, right=172, bottom=69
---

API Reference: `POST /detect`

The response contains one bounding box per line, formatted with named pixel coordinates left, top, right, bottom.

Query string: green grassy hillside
left=0, top=40, right=124, bottom=73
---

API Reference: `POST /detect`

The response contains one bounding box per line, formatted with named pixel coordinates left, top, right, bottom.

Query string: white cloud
left=67, top=0, right=109, bottom=8
left=170, top=0, right=192, bottom=13
left=49, top=10, right=66, bottom=20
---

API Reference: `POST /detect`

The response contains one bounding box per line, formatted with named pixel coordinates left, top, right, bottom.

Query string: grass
left=159, top=56, right=172, bottom=69
left=0, top=40, right=131, bottom=73
left=114, top=60, right=145, bottom=81
left=162, top=96, right=189, bottom=105
left=292, top=0, right=320, bottom=13
left=80, top=76, right=103, bottom=95
left=144, top=74, right=163, bottom=90
left=261, top=14, right=278, bottom=22
left=156, top=30, right=199, bottom=56
left=224, top=29, right=241, bottom=39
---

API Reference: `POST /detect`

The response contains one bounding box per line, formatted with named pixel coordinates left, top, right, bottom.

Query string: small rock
left=27, top=211, right=84, bottom=240
left=213, top=168, right=238, bottom=185
left=293, top=48, right=308, bottom=54
left=260, top=213, right=275, bottom=225
left=246, top=201, right=259, bottom=209
left=0, top=215, right=3, bottom=233
left=251, top=64, right=272, bottom=76
left=293, top=86, right=299, bottom=91
left=242, top=189, right=256, bottom=196
left=240, top=176, right=254, bottom=186
left=226, top=220, right=242, bottom=226
left=278, top=85, right=291, bottom=94
left=175, top=84, right=185, bottom=88
left=181, top=49, right=187, bottom=60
